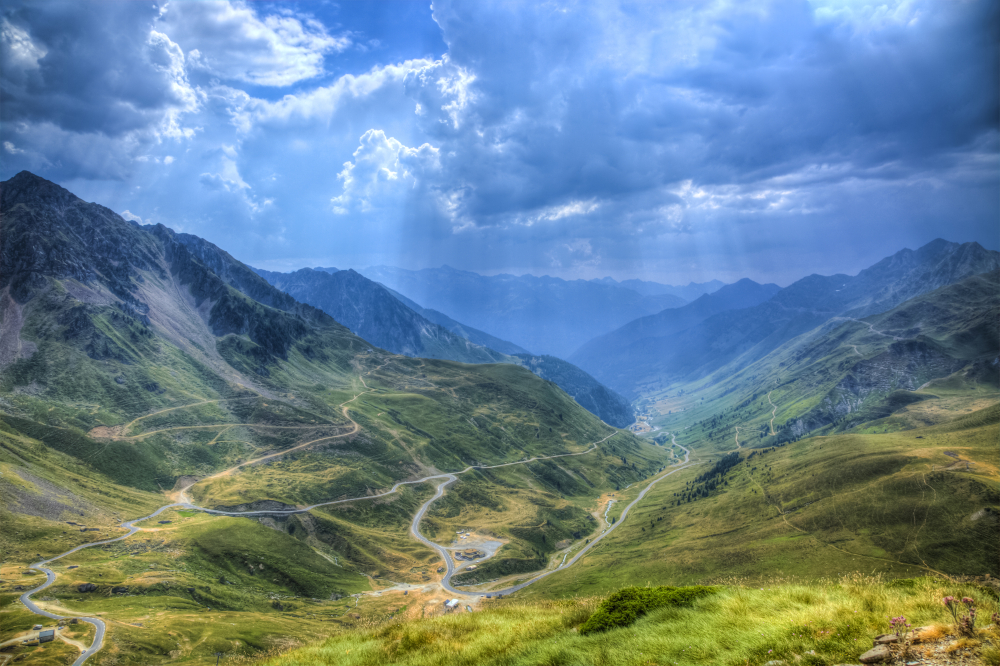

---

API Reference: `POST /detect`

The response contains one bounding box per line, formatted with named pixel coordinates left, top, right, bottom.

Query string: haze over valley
left=0, top=2, right=997, bottom=665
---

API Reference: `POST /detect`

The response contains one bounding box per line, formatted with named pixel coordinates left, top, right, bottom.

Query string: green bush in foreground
left=579, top=585, right=716, bottom=634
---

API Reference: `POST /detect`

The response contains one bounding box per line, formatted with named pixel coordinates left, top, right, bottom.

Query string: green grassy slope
left=0, top=173, right=665, bottom=653
left=264, top=577, right=999, bottom=666
left=525, top=405, right=998, bottom=599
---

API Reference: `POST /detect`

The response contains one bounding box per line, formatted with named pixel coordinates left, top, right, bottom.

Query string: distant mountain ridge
left=590, top=276, right=725, bottom=301
left=358, top=265, right=688, bottom=357
left=376, top=286, right=530, bottom=355
left=570, top=278, right=782, bottom=380
left=573, top=239, right=1000, bottom=397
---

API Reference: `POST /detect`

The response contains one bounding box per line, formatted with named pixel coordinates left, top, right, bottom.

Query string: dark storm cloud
left=0, top=0, right=995, bottom=283
left=0, top=2, right=193, bottom=137
left=419, top=0, right=998, bottom=234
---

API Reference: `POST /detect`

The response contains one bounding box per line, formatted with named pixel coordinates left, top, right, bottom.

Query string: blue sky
left=1, top=0, right=996, bottom=285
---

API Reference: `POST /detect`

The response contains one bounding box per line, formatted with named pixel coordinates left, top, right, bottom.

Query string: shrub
left=578, top=585, right=716, bottom=635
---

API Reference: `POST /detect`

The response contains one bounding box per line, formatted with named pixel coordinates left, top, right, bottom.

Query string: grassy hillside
left=524, top=405, right=998, bottom=599
left=262, top=577, right=999, bottom=666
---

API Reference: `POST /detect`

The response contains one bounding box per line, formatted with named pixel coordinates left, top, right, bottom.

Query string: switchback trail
left=419, top=442, right=696, bottom=598
left=19, top=384, right=655, bottom=665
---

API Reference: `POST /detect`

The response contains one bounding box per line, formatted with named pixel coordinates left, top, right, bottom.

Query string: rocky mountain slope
left=254, top=267, right=509, bottom=364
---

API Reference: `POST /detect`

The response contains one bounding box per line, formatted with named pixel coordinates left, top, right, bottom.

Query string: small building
left=32, top=624, right=42, bottom=630
left=444, top=599, right=460, bottom=609
left=39, top=629, right=55, bottom=643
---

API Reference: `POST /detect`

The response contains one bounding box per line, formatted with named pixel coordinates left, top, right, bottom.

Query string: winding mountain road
left=18, top=354, right=699, bottom=664
left=20, top=404, right=695, bottom=664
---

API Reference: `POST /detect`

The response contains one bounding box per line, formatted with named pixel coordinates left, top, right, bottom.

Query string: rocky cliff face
left=796, top=339, right=969, bottom=433
left=0, top=171, right=162, bottom=306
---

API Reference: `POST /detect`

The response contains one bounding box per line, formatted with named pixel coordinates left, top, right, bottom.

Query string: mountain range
left=572, top=239, right=1000, bottom=397
left=358, top=265, right=689, bottom=357
left=253, top=267, right=511, bottom=364
left=2, top=170, right=997, bottom=666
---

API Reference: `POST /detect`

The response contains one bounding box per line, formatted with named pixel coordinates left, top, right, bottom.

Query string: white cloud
left=146, top=30, right=201, bottom=141
left=0, top=18, right=46, bottom=71
left=247, top=59, right=433, bottom=127
left=332, top=129, right=440, bottom=214
left=404, top=56, right=478, bottom=131
left=120, top=210, right=143, bottom=223
left=3, top=141, right=24, bottom=155
left=157, top=1, right=349, bottom=87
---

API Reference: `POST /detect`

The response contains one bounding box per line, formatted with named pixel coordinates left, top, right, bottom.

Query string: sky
left=1, top=0, right=997, bottom=286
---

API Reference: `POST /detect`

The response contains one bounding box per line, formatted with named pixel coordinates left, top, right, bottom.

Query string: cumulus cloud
left=0, top=1, right=201, bottom=179
left=332, top=129, right=440, bottom=214
left=156, top=1, right=350, bottom=87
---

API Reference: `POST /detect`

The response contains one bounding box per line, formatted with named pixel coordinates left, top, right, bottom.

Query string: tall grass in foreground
left=262, top=576, right=998, bottom=666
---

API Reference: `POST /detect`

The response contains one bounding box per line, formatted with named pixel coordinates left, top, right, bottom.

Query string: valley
left=0, top=173, right=996, bottom=666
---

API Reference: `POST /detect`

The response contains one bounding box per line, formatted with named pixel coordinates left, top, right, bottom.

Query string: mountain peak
left=0, top=170, right=80, bottom=210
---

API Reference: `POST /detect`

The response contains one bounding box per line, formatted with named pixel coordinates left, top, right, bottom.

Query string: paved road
left=19, top=501, right=183, bottom=665
left=17, top=431, right=625, bottom=663
left=418, top=443, right=696, bottom=597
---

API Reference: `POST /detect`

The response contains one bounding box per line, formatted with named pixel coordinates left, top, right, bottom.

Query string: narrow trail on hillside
left=767, top=391, right=777, bottom=436
left=833, top=316, right=904, bottom=342
left=21, top=362, right=688, bottom=664
left=186, top=363, right=389, bottom=488
left=734, top=426, right=742, bottom=450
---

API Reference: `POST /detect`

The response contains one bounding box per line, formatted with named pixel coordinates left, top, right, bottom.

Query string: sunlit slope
left=263, top=578, right=998, bottom=666
left=526, top=405, right=998, bottom=598
left=642, top=270, right=999, bottom=453
left=0, top=172, right=664, bottom=595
